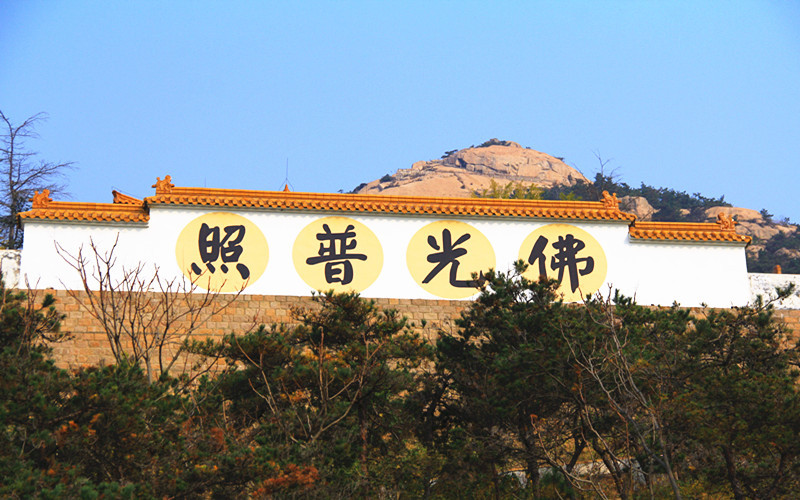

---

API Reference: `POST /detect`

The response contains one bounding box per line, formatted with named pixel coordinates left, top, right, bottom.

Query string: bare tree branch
left=0, top=109, right=75, bottom=248
left=56, top=235, right=242, bottom=389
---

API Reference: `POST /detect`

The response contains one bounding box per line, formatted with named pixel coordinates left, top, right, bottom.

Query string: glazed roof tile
left=629, top=221, right=751, bottom=244
left=18, top=188, right=148, bottom=223
left=112, top=190, right=143, bottom=205
left=17, top=178, right=751, bottom=245
left=144, top=187, right=636, bottom=221
left=19, top=201, right=149, bottom=223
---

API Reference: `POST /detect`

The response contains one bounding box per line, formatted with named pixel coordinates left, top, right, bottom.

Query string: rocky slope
left=352, top=139, right=587, bottom=198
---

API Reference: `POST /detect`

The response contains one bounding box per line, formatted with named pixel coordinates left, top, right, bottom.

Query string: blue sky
left=2, top=1, right=799, bottom=220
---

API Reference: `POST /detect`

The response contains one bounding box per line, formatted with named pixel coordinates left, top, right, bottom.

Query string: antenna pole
left=283, top=158, right=292, bottom=191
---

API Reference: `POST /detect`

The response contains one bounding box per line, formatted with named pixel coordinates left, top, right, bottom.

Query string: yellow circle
left=175, top=212, right=268, bottom=292
left=407, top=220, right=496, bottom=299
left=518, top=224, right=607, bottom=302
left=292, top=217, right=383, bottom=293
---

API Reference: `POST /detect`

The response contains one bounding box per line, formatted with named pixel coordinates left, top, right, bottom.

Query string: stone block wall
left=774, top=309, right=800, bottom=336
left=38, top=289, right=800, bottom=370
left=44, top=289, right=469, bottom=369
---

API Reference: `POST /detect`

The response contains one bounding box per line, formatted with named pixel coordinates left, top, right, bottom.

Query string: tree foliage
left=748, top=230, right=800, bottom=274
left=472, top=179, right=543, bottom=200
left=419, top=267, right=800, bottom=499
left=420, top=266, right=688, bottom=498
left=542, top=173, right=730, bottom=222
left=669, top=291, right=800, bottom=499
left=203, top=292, right=433, bottom=496
left=3, top=272, right=800, bottom=498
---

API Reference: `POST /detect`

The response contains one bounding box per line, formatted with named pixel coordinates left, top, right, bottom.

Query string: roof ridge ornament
left=716, top=212, right=737, bottom=231
left=31, top=189, right=53, bottom=208
left=601, top=190, right=620, bottom=211
left=152, top=175, right=174, bottom=195
left=112, top=190, right=142, bottom=204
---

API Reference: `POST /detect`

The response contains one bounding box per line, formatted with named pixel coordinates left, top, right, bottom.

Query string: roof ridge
left=16, top=177, right=751, bottom=244
left=144, top=184, right=636, bottom=222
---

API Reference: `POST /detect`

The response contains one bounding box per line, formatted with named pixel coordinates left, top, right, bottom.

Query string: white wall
left=1, top=250, right=20, bottom=288
left=625, top=240, right=751, bottom=307
left=20, top=220, right=151, bottom=290
left=749, top=273, right=800, bottom=309
left=20, top=206, right=752, bottom=307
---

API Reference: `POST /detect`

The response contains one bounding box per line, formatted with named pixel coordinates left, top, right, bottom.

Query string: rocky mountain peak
left=353, top=140, right=588, bottom=197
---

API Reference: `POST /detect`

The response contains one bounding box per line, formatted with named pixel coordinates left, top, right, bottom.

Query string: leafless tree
left=57, top=236, right=246, bottom=387
left=0, top=109, right=74, bottom=249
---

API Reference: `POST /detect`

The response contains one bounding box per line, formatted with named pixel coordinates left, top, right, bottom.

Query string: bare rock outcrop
left=776, top=248, right=800, bottom=260
left=746, top=243, right=764, bottom=258
left=703, top=206, right=798, bottom=241
left=737, top=222, right=783, bottom=241
left=353, top=139, right=588, bottom=197
left=705, top=206, right=763, bottom=222
left=619, top=196, right=655, bottom=221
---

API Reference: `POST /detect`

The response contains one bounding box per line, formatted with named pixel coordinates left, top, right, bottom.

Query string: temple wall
left=15, top=183, right=767, bottom=366
left=21, top=214, right=752, bottom=308
left=9, top=218, right=799, bottom=368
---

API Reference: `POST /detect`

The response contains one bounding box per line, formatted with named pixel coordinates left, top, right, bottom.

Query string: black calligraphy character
left=526, top=235, right=550, bottom=278
left=550, top=234, right=594, bottom=293
left=305, top=224, right=367, bottom=285
left=190, top=223, right=250, bottom=279
left=423, top=229, right=478, bottom=288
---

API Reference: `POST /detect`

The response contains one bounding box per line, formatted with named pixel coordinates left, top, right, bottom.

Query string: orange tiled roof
left=19, top=202, right=149, bottom=223
left=17, top=178, right=752, bottom=245
left=112, top=190, right=143, bottom=205
left=144, top=181, right=636, bottom=222
left=629, top=221, right=751, bottom=244
left=19, top=189, right=149, bottom=223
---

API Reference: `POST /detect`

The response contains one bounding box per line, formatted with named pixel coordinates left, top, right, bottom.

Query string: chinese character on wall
left=407, top=220, right=495, bottom=299
left=518, top=224, right=607, bottom=302
left=176, top=212, right=268, bottom=292
left=293, top=217, right=383, bottom=293
left=191, top=223, right=251, bottom=279
left=305, top=223, right=367, bottom=285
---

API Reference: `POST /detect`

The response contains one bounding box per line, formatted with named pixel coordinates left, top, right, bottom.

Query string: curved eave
left=145, top=188, right=637, bottom=222
left=18, top=202, right=149, bottom=224
left=629, top=221, right=751, bottom=244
